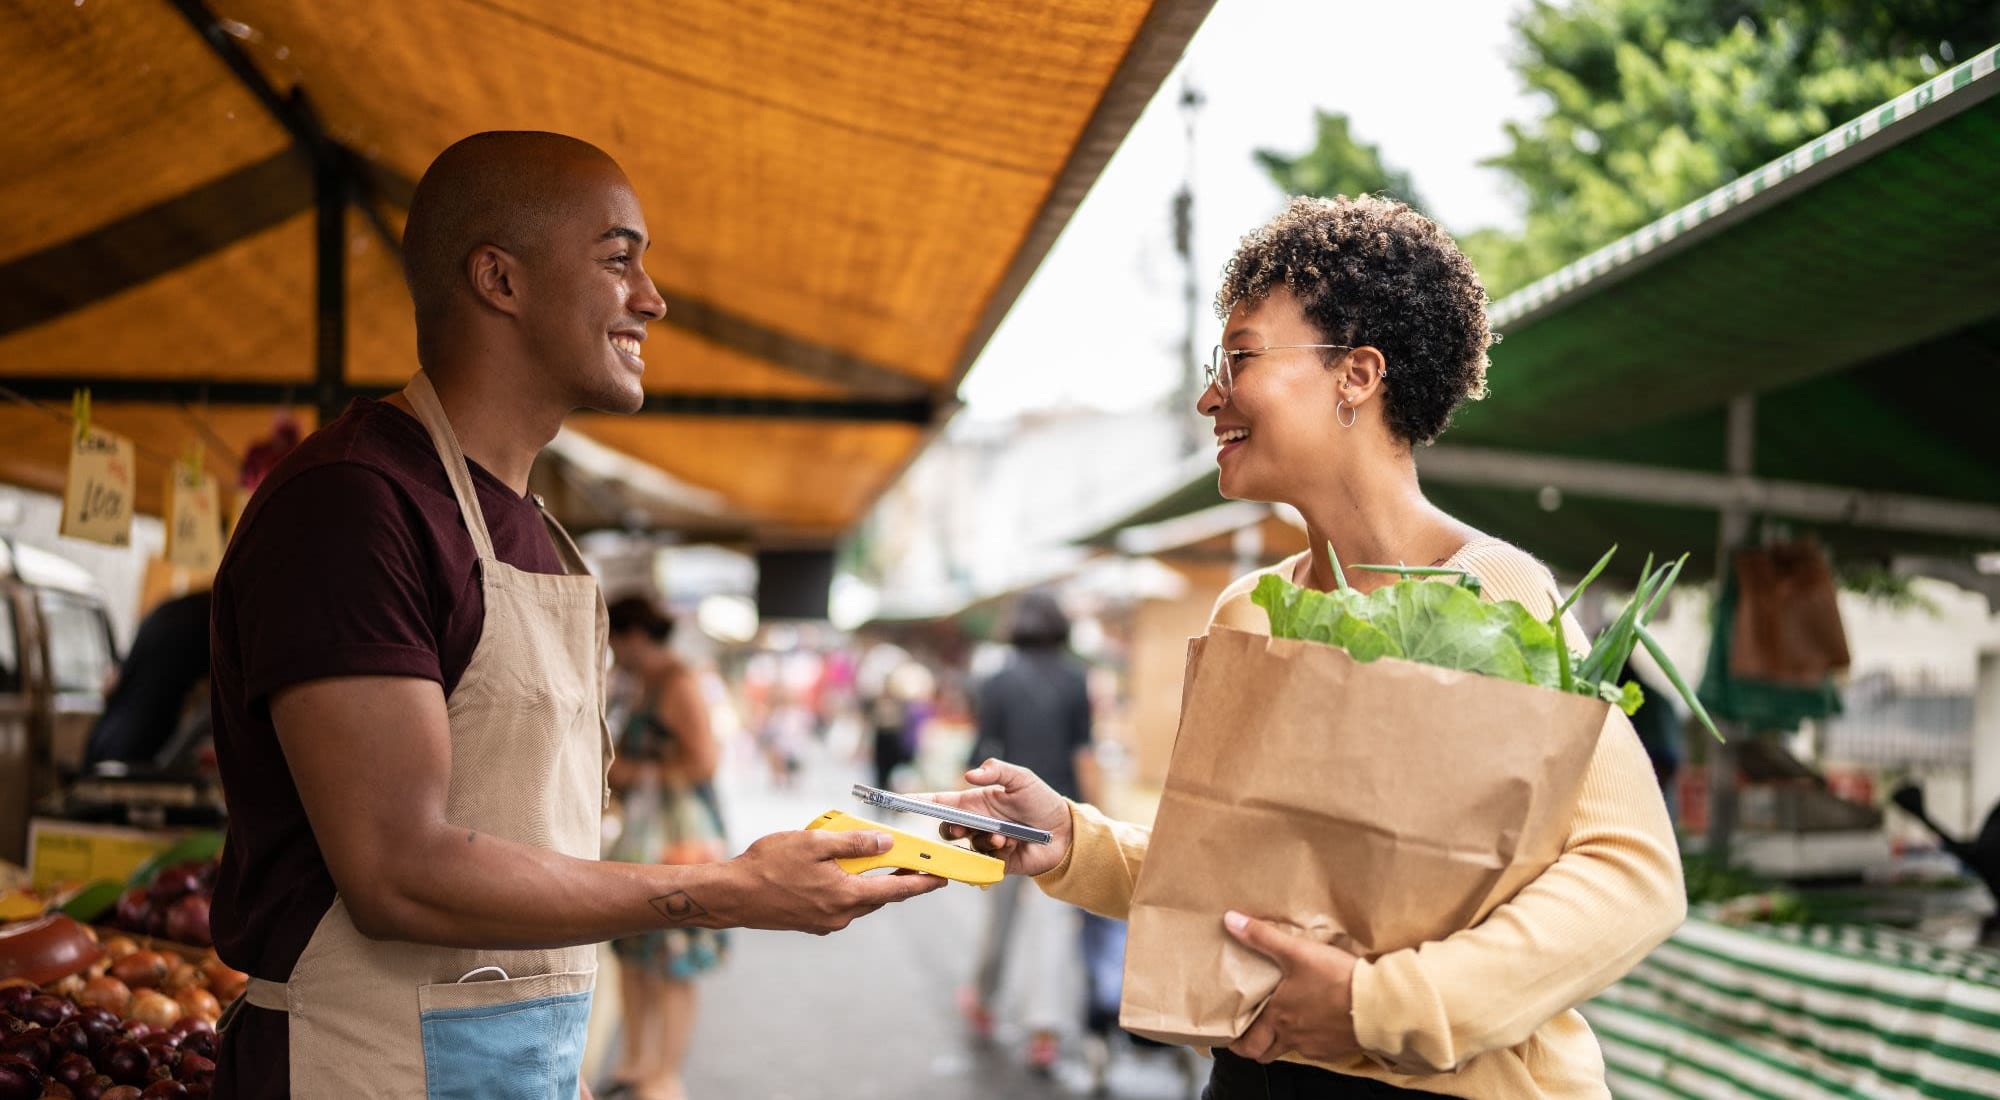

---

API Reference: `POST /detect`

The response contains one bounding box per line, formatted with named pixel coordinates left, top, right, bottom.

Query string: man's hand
left=692, top=828, right=947, bottom=935
left=1224, top=910, right=1362, bottom=1065
left=920, top=759, right=1072, bottom=877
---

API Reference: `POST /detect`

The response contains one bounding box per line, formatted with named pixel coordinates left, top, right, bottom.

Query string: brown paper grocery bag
left=1729, top=540, right=1850, bottom=686
left=1120, top=626, right=1610, bottom=1047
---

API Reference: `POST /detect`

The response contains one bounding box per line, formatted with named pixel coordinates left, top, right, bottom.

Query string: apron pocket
left=418, top=969, right=594, bottom=1100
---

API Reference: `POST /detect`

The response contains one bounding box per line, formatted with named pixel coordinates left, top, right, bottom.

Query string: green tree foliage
left=1255, top=110, right=1425, bottom=211
left=1492, top=0, right=1999, bottom=286
left=1251, top=112, right=1545, bottom=294
left=1255, top=1, right=2000, bottom=298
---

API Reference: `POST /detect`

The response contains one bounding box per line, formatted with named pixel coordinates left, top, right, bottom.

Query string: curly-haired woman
left=928, top=196, right=1684, bottom=1099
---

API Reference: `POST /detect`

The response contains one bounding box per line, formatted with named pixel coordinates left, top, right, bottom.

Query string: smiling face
left=509, top=163, right=666, bottom=415
left=1200, top=286, right=1355, bottom=505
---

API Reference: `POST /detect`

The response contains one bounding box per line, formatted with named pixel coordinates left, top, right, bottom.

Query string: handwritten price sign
left=60, top=428, right=135, bottom=546
left=165, top=464, right=224, bottom=573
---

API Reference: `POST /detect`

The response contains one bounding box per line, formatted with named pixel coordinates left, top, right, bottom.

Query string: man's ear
left=1338, top=346, right=1388, bottom=405
left=467, top=244, right=523, bottom=317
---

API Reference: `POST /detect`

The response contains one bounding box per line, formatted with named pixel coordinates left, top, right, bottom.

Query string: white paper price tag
left=60, top=427, right=135, bottom=546
left=165, top=463, right=224, bottom=572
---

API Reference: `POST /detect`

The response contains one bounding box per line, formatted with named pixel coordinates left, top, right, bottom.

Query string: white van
left=0, top=539, right=119, bottom=865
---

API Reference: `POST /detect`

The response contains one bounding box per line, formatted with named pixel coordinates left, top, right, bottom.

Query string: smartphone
left=850, top=783, right=1053, bottom=845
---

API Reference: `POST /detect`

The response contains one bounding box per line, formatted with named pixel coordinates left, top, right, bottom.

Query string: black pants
left=1203, top=1050, right=1439, bottom=1099
left=870, top=729, right=907, bottom=789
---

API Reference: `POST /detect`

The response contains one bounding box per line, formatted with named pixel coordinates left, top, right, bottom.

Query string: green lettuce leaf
left=1250, top=575, right=1401, bottom=660
left=1253, top=571, right=1561, bottom=686
left=1354, top=580, right=1563, bottom=688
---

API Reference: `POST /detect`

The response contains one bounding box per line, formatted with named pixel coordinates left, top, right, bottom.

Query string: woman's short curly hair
left=1215, top=195, right=1492, bottom=446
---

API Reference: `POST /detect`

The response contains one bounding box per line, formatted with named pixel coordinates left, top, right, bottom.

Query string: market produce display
left=0, top=849, right=237, bottom=1100
left=0, top=944, right=232, bottom=1098
left=0, top=920, right=100, bottom=989
left=103, top=864, right=213, bottom=950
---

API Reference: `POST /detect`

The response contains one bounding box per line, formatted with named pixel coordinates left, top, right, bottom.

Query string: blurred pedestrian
left=85, top=589, right=212, bottom=771
left=867, top=688, right=910, bottom=791
left=605, top=596, right=728, bottom=1100
left=961, top=591, right=1097, bottom=1072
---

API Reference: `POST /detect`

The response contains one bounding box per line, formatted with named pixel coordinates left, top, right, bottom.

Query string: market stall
left=2, top=0, right=1215, bottom=541
left=1587, top=911, right=2000, bottom=1099
left=0, top=0, right=1217, bottom=867
left=0, top=834, right=237, bottom=1097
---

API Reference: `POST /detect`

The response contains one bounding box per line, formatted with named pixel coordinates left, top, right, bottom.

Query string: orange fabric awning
left=1, top=0, right=1213, bottom=541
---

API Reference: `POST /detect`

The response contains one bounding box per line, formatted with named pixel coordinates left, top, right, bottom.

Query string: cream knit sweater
left=1035, top=538, right=1686, bottom=1098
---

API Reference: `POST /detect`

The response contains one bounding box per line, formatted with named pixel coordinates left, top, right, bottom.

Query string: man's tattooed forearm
left=649, top=890, right=709, bottom=924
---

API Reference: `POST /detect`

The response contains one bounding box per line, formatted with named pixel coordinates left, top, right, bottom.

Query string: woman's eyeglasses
left=1205, top=344, right=1372, bottom=402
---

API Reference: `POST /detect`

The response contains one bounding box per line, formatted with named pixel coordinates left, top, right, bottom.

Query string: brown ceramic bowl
left=0, top=913, right=104, bottom=985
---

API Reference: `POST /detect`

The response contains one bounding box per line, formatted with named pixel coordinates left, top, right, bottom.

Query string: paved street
left=668, top=757, right=1205, bottom=1100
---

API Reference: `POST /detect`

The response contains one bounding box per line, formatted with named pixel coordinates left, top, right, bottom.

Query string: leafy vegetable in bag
left=1251, top=545, right=1720, bottom=739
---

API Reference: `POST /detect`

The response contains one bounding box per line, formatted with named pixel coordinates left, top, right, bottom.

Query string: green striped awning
left=1424, top=40, right=2000, bottom=577
left=1455, top=39, right=2000, bottom=452
left=1488, top=45, right=2000, bottom=335
left=1586, top=915, right=2000, bottom=1099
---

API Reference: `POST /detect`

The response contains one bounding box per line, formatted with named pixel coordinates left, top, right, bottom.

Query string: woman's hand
left=1224, top=910, right=1363, bottom=1065
left=922, top=759, right=1072, bottom=878
left=606, top=756, right=658, bottom=791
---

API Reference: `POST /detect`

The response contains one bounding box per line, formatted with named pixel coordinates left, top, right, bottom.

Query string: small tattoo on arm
left=467, top=830, right=477, bottom=844
left=649, top=890, right=709, bottom=924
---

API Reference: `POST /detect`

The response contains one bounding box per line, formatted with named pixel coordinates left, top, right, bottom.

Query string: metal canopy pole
left=0, top=377, right=936, bottom=423
left=1172, top=78, right=1205, bottom=457
left=1707, top=394, right=1757, bottom=863
left=168, top=0, right=353, bottom=426
left=1414, top=446, right=2000, bottom=543
left=313, top=117, right=349, bottom=427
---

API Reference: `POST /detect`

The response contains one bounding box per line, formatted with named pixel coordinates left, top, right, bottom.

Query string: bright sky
left=960, top=0, right=1540, bottom=418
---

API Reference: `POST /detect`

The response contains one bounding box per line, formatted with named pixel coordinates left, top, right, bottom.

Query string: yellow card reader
left=806, top=810, right=1003, bottom=887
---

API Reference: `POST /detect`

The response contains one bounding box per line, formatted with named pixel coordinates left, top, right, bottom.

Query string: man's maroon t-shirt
left=209, top=398, right=565, bottom=1098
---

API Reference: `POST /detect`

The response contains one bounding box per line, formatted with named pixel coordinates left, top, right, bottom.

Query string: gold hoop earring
left=1336, top=400, right=1357, bottom=429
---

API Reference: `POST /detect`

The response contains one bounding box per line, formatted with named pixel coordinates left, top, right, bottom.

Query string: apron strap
left=533, top=496, right=591, bottom=579
left=405, top=370, right=498, bottom=563
left=241, top=975, right=290, bottom=1013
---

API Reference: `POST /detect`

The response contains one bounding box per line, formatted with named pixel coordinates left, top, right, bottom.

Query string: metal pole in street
left=1707, top=394, right=1756, bottom=863
left=1172, top=78, right=1205, bottom=456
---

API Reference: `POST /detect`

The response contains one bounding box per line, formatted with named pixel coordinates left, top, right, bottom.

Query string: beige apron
left=240, top=371, right=613, bottom=1099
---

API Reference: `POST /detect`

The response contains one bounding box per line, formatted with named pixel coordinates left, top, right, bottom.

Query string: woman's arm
left=606, top=754, right=653, bottom=792
left=606, top=681, right=662, bottom=792
left=1348, top=711, right=1685, bottom=1074
left=655, top=667, right=719, bottom=786
left=1034, top=800, right=1151, bottom=919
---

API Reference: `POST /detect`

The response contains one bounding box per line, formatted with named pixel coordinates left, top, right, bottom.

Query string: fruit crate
left=24, top=820, right=191, bottom=892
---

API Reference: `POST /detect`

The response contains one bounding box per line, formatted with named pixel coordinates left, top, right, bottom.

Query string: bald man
left=208, top=133, right=943, bottom=1100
